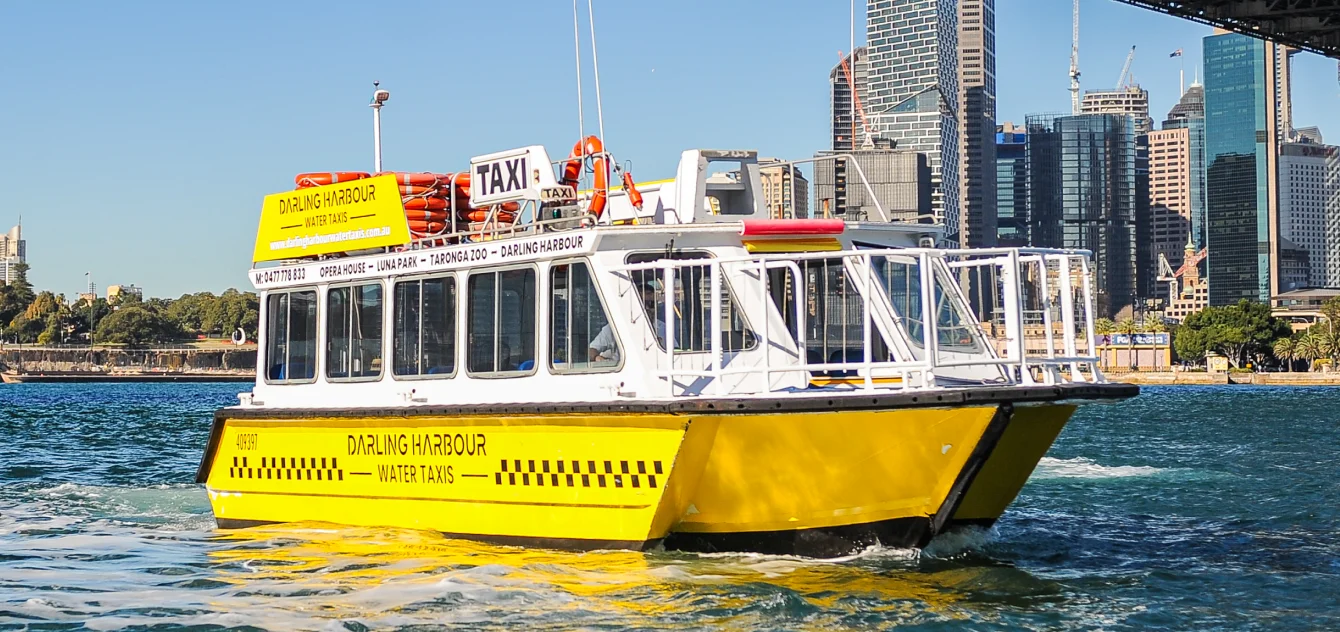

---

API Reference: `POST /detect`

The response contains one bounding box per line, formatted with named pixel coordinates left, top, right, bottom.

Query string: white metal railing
left=758, top=154, right=893, bottom=222
left=615, top=247, right=1103, bottom=397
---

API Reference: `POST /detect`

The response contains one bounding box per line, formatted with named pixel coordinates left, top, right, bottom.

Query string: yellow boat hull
left=198, top=387, right=1129, bottom=556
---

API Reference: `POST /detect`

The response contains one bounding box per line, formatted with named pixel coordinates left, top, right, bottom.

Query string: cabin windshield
left=870, top=254, right=983, bottom=353
left=626, top=252, right=756, bottom=354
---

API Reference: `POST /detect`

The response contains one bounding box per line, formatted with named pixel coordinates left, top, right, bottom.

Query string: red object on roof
left=739, top=219, right=845, bottom=237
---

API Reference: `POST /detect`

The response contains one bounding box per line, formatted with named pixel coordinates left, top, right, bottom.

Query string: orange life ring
left=399, top=185, right=440, bottom=196
left=295, top=172, right=370, bottom=188
left=381, top=172, right=442, bottom=187
left=560, top=135, right=609, bottom=217
left=408, top=220, right=447, bottom=234
left=404, top=209, right=448, bottom=222
left=403, top=197, right=448, bottom=211
left=457, top=210, right=517, bottom=223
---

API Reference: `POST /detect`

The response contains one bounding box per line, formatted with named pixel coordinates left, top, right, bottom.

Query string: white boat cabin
left=244, top=147, right=1104, bottom=409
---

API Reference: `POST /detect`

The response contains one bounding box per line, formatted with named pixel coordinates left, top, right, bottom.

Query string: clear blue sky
left=2, top=1, right=1336, bottom=299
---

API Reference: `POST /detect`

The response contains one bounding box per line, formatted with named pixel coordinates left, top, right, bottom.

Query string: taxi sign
left=252, top=174, right=410, bottom=263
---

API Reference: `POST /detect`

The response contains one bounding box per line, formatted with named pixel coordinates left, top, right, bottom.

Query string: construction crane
left=1116, top=46, right=1137, bottom=90
left=1069, top=0, right=1081, bottom=115
left=838, top=50, right=875, bottom=149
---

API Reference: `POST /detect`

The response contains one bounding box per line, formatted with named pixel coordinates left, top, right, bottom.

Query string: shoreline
left=1, top=371, right=254, bottom=384
left=1105, top=371, right=1340, bottom=386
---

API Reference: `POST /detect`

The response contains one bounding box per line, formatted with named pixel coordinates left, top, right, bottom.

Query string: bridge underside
left=1116, top=0, right=1340, bottom=59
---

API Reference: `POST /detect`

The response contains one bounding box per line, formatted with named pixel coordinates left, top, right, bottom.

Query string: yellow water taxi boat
left=197, top=143, right=1134, bottom=557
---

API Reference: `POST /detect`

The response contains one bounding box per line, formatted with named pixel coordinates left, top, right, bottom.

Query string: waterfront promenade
left=1106, top=371, right=1340, bottom=385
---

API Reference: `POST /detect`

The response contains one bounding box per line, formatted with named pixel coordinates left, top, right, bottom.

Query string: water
left=2, top=384, right=1338, bottom=630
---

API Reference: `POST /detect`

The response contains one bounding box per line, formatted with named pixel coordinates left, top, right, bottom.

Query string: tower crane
left=1069, top=0, right=1081, bottom=115
left=1116, top=46, right=1137, bottom=90
left=839, top=51, right=875, bottom=149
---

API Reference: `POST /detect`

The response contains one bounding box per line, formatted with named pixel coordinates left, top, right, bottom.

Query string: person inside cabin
left=589, top=278, right=665, bottom=364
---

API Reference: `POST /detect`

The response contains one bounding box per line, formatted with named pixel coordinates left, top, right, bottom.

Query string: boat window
left=768, top=259, right=892, bottom=366
left=467, top=267, right=537, bottom=376
left=551, top=260, right=619, bottom=372
left=326, top=283, right=384, bottom=380
left=625, top=252, right=756, bottom=353
left=872, top=255, right=982, bottom=353
left=393, top=276, right=457, bottom=378
left=264, top=290, right=317, bottom=383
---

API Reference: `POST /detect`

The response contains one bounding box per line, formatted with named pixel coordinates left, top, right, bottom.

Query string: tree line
left=1096, top=298, right=1340, bottom=371
left=0, top=263, right=259, bottom=347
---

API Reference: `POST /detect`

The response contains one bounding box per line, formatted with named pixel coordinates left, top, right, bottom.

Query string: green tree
left=1177, top=300, right=1291, bottom=369
left=1321, top=296, right=1340, bottom=334
left=1117, top=316, right=1139, bottom=369
left=23, top=291, right=61, bottom=321
left=1146, top=318, right=1167, bottom=370
left=70, top=297, right=113, bottom=343
left=93, top=306, right=181, bottom=347
left=1273, top=337, right=1296, bottom=372
left=0, top=261, right=36, bottom=329
left=6, top=313, right=43, bottom=343
left=1174, top=326, right=1207, bottom=365
left=1296, top=333, right=1321, bottom=371
left=1095, top=318, right=1116, bottom=335
left=167, top=292, right=214, bottom=335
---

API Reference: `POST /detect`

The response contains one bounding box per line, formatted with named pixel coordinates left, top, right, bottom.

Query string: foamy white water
left=1033, top=456, right=1166, bottom=480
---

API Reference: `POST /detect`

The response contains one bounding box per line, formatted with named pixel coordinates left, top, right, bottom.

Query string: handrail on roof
left=612, top=246, right=1103, bottom=397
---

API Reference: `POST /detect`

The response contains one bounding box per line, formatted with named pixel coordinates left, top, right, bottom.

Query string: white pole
left=1179, top=55, right=1185, bottom=96
left=587, top=0, right=606, bottom=145
left=372, top=104, right=383, bottom=173
left=573, top=0, right=585, bottom=143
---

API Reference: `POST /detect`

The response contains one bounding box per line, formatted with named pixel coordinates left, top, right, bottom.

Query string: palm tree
left=1095, top=318, right=1116, bottom=335
left=1317, top=333, right=1336, bottom=367
left=1146, top=318, right=1167, bottom=371
left=1296, top=333, right=1321, bottom=372
left=1273, top=337, right=1296, bottom=372
left=1117, top=316, right=1139, bottom=370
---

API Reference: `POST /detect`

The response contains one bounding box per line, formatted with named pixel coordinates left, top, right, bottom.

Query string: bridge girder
left=1115, top=0, right=1340, bottom=58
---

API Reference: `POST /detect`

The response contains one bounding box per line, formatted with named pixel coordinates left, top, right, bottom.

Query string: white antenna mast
left=1069, top=0, right=1081, bottom=115
left=573, top=0, right=585, bottom=143
left=370, top=81, right=389, bottom=173
left=587, top=0, right=606, bottom=146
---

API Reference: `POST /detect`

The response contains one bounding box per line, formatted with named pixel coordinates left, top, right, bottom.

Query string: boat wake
left=1033, top=456, right=1165, bottom=480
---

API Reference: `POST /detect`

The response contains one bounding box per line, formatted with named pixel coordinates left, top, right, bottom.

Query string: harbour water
left=2, top=384, right=1337, bottom=630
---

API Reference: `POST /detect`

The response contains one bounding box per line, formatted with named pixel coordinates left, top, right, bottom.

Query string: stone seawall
left=0, top=348, right=256, bottom=374
left=1108, top=372, right=1340, bottom=386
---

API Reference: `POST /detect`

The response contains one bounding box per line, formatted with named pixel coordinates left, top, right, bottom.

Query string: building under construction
left=829, top=48, right=870, bottom=152
left=812, top=149, right=931, bottom=222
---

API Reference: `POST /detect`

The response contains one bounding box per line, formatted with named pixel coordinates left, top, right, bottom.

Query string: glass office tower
left=1025, top=113, right=1139, bottom=318
left=1203, top=32, right=1282, bottom=304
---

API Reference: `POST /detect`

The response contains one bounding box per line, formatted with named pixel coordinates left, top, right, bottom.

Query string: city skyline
left=2, top=0, right=1337, bottom=298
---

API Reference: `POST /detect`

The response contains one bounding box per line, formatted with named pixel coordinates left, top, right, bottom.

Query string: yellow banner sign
left=252, top=174, right=409, bottom=263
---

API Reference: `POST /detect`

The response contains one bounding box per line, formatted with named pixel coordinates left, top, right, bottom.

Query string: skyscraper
left=1026, top=113, right=1140, bottom=318
left=865, top=0, right=960, bottom=239
left=0, top=222, right=25, bottom=285
left=995, top=122, right=1027, bottom=247
left=1080, top=88, right=1154, bottom=136
left=956, top=0, right=996, bottom=248
left=1162, top=84, right=1207, bottom=247
left=1203, top=31, right=1284, bottom=304
left=758, top=158, right=811, bottom=219
left=1279, top=141, right=1338, bottom=288
left=830, top=47, right=870, bottom=152
left=1147, top=127, right=1194, bottom=276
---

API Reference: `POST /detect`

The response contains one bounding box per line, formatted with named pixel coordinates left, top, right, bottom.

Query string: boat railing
left=756, top=154, right=892, bottom=222
left=405, top=208, right=598, bottom=248
left=615, top=247, right=1103, bottom=397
